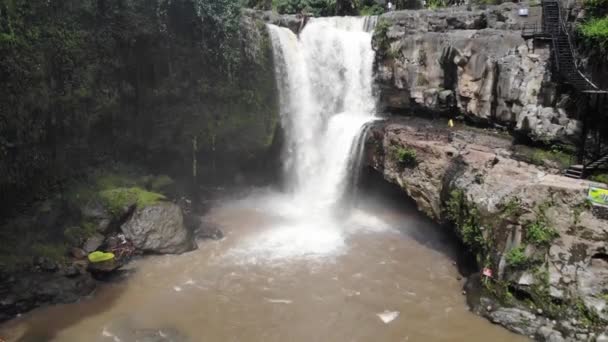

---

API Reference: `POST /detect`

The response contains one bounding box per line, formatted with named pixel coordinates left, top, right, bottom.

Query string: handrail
left=551, top=0, right=600, bottom=90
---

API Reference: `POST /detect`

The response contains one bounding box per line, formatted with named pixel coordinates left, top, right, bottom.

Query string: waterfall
left=268, top=17, right=378, bottom=215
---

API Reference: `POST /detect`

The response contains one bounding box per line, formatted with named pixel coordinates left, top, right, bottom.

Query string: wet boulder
left=121, top=203, right=196, bottom=254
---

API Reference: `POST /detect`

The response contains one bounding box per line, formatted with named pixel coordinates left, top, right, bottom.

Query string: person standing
left=387, top=1, right=393, bottom=11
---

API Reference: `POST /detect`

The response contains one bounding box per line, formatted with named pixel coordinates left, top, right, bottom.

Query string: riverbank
left=366, top=117, right=608, bottom=340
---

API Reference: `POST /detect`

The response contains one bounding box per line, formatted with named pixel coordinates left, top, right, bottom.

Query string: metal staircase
left=523, top=0, right=608, bottom=179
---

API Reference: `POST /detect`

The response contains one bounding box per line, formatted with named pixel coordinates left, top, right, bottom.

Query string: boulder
left=83, top=233, right=105, bottom=253
left=121, top=203, right=196, bottom=254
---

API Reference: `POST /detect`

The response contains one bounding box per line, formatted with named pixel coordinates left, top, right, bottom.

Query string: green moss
left=505, top=246, right=528, bottom=267
left=99, top=187, right=166, bottom=216
left=393, top=146, right=417, bottom=167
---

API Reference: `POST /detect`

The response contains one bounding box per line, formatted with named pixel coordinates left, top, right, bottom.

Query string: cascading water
left=268, top=17, right=378, bottom=214
left=226, top=17, right=381, bottom=263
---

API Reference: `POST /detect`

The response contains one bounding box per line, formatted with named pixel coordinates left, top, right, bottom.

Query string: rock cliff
left=367, top=117, right=608, bottom=340
left=373, top=4, right=581, bottom=144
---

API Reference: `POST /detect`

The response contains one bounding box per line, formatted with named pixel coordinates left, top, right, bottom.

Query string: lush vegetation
left=580, top=0, right=608, bottom=50
left=580, top=17, right=608, bottom=46
left=270, top=0, right=384, bottom=16
left=0, top=0, right=280, bottom=218
left=446, top=190, right=487, bottom=257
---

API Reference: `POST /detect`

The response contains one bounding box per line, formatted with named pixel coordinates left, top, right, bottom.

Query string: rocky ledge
left=373, top=3, right=580, bottom=144
left=366, top=117, right=608, bottom=341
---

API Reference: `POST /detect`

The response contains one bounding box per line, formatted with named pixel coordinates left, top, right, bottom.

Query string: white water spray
left=226, top=17, right=381, bottom=263
left=269, top=17, right=378, bottom=213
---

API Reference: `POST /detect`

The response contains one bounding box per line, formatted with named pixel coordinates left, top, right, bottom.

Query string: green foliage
left=446, top=190, right=486, bottom=254
left=505, top=246, right=528, bottom=267
left=525, top=203, right=558, bottom=246
left=373, top=19, right=391, bottom=55
left=530, top=148, right=572, bottom=169
left=393, top=146, right=417, bottom=167
left=483, top=280, right=515, bottom=305
left=99, top=187, right=165, bottom=216
left=580, top=16, right=608, bottom=50
left=0, top=0, right=280, bottom=215
left=500, top=197, right=524, bottom=219
left=243, top=0, right=273, bottom=10
left=590, top=173, right=608, bottom=184
left=359, top=4, right=384, bottom=15
left=427, top=0, right=448, bottom=9
left=272, top=0, right=337, bottom=15
left=526, top=220, right=558, bottom=245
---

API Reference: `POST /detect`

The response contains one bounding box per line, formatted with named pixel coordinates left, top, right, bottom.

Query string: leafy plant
left=373, top=19, right=391, bottom=54
left=446, top=190, right=486, bottom=254
left=505, top=246, right=528, bottom=267
left=393, top=146, right=417, bottom=167
left=580, top=16, right=608, bottom=50
left=526, top=203, right=558, bottom=246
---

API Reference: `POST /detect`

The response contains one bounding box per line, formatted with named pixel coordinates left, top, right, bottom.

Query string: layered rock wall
left=373, top=4, right=581, bottom=143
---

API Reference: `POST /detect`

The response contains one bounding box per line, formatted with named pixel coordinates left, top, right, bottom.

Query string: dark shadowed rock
left=0, top=272, right=96, bottom=322
left=121, top=203, right=197, bottom=254
left=185, top=214, right=224, bottom=241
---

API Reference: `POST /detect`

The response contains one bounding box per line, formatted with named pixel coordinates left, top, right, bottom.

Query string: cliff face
left=367, top=118, right=608, bottom=340
left=372, top=4, right=581, bottom=144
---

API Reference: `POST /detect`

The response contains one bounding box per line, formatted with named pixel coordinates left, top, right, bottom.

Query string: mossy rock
left=99, top=187, right=166, bottom=218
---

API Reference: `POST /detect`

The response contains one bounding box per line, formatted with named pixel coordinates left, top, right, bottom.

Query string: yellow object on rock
left=88, top=251, right=115, bottom=263
left=448, top=119, right=454, bottom=128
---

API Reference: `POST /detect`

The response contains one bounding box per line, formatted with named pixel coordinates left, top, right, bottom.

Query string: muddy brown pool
left=0, top=189, right=527, bottom=342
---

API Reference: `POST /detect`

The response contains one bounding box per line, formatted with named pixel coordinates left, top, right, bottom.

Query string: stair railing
left=553, top=0, right=600, bottom=90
